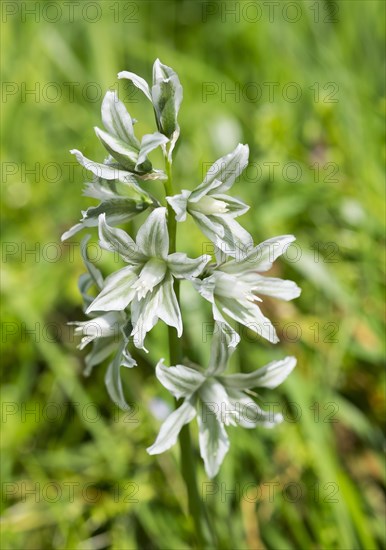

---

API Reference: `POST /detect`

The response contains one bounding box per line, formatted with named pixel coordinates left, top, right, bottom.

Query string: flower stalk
left=163, top=147, right=215, bottom=548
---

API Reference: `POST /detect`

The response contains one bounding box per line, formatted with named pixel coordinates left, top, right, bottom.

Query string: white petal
left=82, top=177, right=120, bottom=201
left=211, top=193, right=250, bottom=218
left=153, top=58, right=177, bottom=83
left=166, top=191, right=190, bottom=222
left=189, top=195, right=229, bottom=216
left=189, top=178, right=224, bottom=203
left=211, top=271, right=254, bottom=301
left=80, top=234, right=103, bottom=289
left=98, top=213, right=145, bottom=265
left=130, top=273, right=181, bottom=349
left=86, top=266, right=138, bottom=314
left=85, top=338, right=117, bottom=374
left=118, top=70, right=152, bottom=101
left=199, top=379, right=237, bottom=426
left=135, top=207, right=169, bottom=259
left=199, top=144, right=249, bottom=196
left=94, top=127, right=140, bottom=172
left=191, top=210, right=225, bottom=240
left=222, top=235, right=296, bottom=273
left=137, top=132, right=169, bottom=167
left=156, top=360, right=205, bottom=399
left=218, top=295, right=279, bottom=344
left=226, top=389, right=283, bottom=428
left=132, top=258, right=167, bottom=299
left=157, top=272, right=183, bottom=336
left=250, top=274, right=301, bottom=301
left=206, top=326, right=234, bottom=376
left=61, top=222, right=84, bottom=241
left=219, top=356, right=297, bottom=390
left=210, top=215, right=253, bottom=259
left=212, top=302, right=241, bottom=348
left=130, top=287, right=161, bottom=351
left=193, top=276, right=241, bottom=347
left=105, top=342, right=136, bottom=410
left=72, top=312, right=122, bottom=346
left=192, top=211, right=253, bottom=259
left=197, top=400, right=230, bottom=478
left=70, top=149, right=138, bottom=184
left=101, top=90, right=139, bottom=147
left=166, top=252, right=211, bottom=279
left=147, top=400, right=197, bottom=455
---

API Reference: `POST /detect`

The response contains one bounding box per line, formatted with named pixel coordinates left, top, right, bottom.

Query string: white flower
left=193, top=235, right=301, bottom=346
left=147, top=328, right=296, bottom=478
left=166, top=144, right=253, bottom=258
left=86, top=207, right=211, bottom=350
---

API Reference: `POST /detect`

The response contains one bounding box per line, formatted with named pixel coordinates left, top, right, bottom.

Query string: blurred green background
left=1, top=1, right=385, bottom=548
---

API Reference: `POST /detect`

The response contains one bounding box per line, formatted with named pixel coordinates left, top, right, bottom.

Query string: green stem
left=163, top=150, right=215, bottom=548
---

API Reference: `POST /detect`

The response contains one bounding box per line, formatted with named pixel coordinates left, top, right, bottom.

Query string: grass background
left=1, top=1, right=385, bottom=548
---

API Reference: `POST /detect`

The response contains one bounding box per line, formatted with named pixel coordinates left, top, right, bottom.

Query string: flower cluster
left=64, top=59, right=301, bottom=477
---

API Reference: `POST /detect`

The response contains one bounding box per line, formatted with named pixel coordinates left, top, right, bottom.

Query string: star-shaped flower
left=193, top=235, right=301, bottom=346
left=86, top=208, right=211, bottom=350
left=166, top=144, right=253, bottom=258
left=147, top=329, right=296, bottom=477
